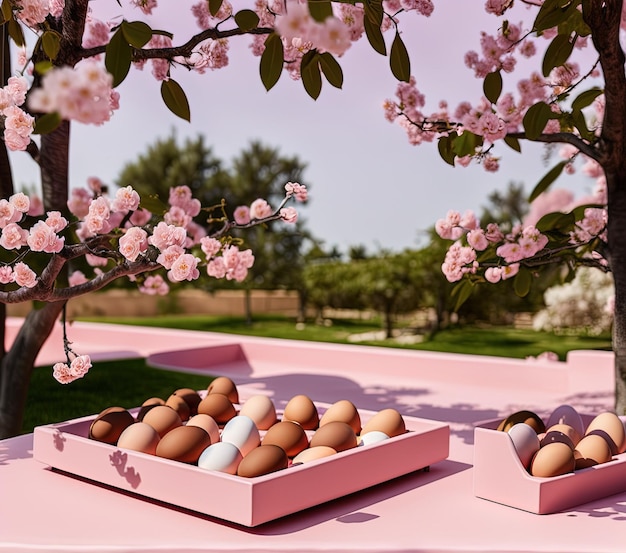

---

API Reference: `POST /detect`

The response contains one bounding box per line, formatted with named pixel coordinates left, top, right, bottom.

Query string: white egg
left=220, top=415, right=261, bottom=457
left=197, top=442, right=244, bottom=474
left=358, top=430, right=390, bottom=446
left=546, top=405, right=585, bottom=439
left=507, top=422, right=540, bottom=469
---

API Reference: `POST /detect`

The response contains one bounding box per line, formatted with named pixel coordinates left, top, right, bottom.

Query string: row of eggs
left=89, top=377, right=407, bottom=478
left=499, top=405, right=626, bottom=478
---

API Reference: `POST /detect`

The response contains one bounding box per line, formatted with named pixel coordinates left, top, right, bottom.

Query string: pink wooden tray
left=33, top=403, right=449, bottom=527
left=473, top=416, right=626, bottom=514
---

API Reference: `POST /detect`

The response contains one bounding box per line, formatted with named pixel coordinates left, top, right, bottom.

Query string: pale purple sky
left=8, top=1, right=595, bottom=254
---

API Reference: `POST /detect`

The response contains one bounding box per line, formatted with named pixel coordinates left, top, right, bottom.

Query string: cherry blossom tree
left=384, top=0, right=626, bottom=414
left=0, top=0, right=429, bottom=438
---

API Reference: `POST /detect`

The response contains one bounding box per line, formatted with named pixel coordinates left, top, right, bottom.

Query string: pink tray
left=473, top=416, right=626, bottom=514
left=33, top=403, right=449, bottom=527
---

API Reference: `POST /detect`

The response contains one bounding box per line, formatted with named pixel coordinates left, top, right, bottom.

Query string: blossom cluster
left=52, top=355, right=92, bottom=385
left=435, top=177, right=608, bottom=286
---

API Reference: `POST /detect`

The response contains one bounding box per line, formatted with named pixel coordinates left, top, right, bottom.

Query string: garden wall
left=6, top=289, right=301, bottom=318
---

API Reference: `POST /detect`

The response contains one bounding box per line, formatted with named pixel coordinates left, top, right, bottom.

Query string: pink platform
left=1, top=318, right=624, bottom=553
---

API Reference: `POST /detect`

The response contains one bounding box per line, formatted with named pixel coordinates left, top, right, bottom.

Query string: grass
left=22, top=314, right=612, bottom=434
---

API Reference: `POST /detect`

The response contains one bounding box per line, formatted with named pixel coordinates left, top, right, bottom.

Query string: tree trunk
left=0, top=302, right=66, bottom=437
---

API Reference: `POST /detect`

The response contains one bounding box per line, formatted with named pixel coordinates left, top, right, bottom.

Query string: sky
left=7, top=0, right=596, bottom=255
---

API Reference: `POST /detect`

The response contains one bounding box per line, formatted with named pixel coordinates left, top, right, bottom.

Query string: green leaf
left=452, top=131, right=481, bottom=157
left=139, top=194, right=168, bottom=215
left=105, top=29, right=133, bottom=87
left=1, top=0, right=12, bottom=22
left=437, top=135, right=455, bottom=166
left=363, top=12, right=386, bottom=55
left=308, top=0, right=333, bottom=22
left=503, top=135, right=522, bottom=152
left=364, top=0, right=384, bottom=25
left=451, top=279, right=473, bottom=312
left=319, top=52, right=343, bottom=89
left=570, top=203, right=605, bottom=221
left=41, top=30, right=61, bottom=60
left=514, top=267, right=532, bottom=297
left=571, top=87, right=603, bottom=111
left=121, top=20, right=152, bottom=48
left=208, top=0, right=223, bottom=17
left=301, top=51, right=322, bottom=100
left=390, top=32, right=410, bottom=82
left=536, top=211, right=575, bottom=232
left=522, top=101, right=553, bottom=140
left=161, top=78, right=191, bottom=122
left=571, top=109, right=593, bottom=141
left=34, top=60, right=54, bottom=75
left=534, top=0, right=578, bottom=33
left=259, top=33, right=284, bottom=91
left=7, top=18, right=24, bottom=47
left=529, top=161, right=566, bottom=202
left=542, top=33, right=574, bottom=77
left=33, top=112, right=62, bottom=135
left=483, top=70, right=502, bottom=104
left=234, top=9, right=260, bottom=31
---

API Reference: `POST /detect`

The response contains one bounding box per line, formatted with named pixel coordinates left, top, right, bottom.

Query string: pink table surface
left=1, top=318, right=625, bottom=553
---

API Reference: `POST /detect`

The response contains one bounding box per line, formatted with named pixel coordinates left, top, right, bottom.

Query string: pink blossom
left=3, top=107, right=34, bottom=151
left=118, top=227, right=148, bottom=262
left=314, top=17, right=352, bottom=56
left=88, top=195, right=111, bottom=220
left=200, top=237, right=222, bottom=258
left=131, top=0, right=157, bottom=15
left=15, top=0, right=50, bottom=26
left=70, top=355, right=92, bottom=378
left=234, top=206, right=251, bottom=225
left=82, top=17, right=111, bottom=49
left=249, top=198, right=273, bottom=220
left=207, top=257, right=226, bottom=279
left=501, top=263, right=520, bottom=280
left=167, top=253, right=201, bottom=282
left=149, top=222, right=187, bottom=251
left=0, top=266, right=13, bottom=284
left=284, top=182, right=308, bottom=202
left=156, top=245, right=185, bottom=269
left=68, top=271, right=88, bottom=286
left=5, top=76, right=28, bottom=106
left=280, top=207, right=298, bottom=223
left=275, top=1, right=312, bottom=42
left=496, top=241, right=523, bottom=263
left=169, top=185, right=192, bottom=207
left=0, top=199, right=21, bottom=228
left=467, top=229, right=489, bottom=251
left=484, top=223, right=504, bottom=243
left=13, top=262, right=37, bottom=288
left=45, top=211, right=68, bottom=232
left=112, top=186, right=140, bottom=212
left=49, top=0, right=64, bottom=17
left=129, top=208, right=153, bottom=227
left=484, top=267, right=502, bottom=283
left=27, top=195, right=44, bottom=217
left=482, top=155, right=500, bottom=172
left=139, top=274, right=170, bottom=295
left=86, top=254, right=108, bottom=267
left=53, top=363, right=74, bottom=384
left=67, top=188, right=92, bottom=219
left=1, top=223, right=28, bottom=250
left=441, top=242, right=478, bottom=282
left=27, top=220, right=64, bottom=253
left=164, top=205, right=191, bottom=228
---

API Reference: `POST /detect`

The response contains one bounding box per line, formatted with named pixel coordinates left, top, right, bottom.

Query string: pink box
left=33, top=404, right=449, bottom=527
left=473, top=417, right=626, bottom=514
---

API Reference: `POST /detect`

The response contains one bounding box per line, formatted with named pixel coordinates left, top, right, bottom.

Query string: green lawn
left=22, top=314, right=612, bottom=434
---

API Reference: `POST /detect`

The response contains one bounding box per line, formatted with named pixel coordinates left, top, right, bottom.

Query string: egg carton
left=473, top=416, right=626, bottom=514
left=32, top=403, right=449, bottom=527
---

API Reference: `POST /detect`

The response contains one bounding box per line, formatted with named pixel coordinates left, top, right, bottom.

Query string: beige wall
left=6, top=289, right=301, bottom=318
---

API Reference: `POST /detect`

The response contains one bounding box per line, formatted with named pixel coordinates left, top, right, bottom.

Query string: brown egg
left=574, top=434, right=613, bottom=469
left=361, top=408, right=406, bottom=438
left=136, top=397, right=165, bottom=421
left=142, top=405, right=183, bottom=438
left=530, top=442, right=576, bottom=477
left=237, top=444, right=288, bottom=478
left=282, top=395, right=319, bottom=430
left=292, top=445, right=337, bottom=465
left=239, top=395, right=278, bottom=430
left=497, top=410, right=545, bottom=434
left=197, top=392, right=237, bottom=424
left=89, top=407, right=135, bottom=445
left=585, top=412, right=626, bottom=455
left=171, top=388, right=202, bottom=416
left=155, top=425, right=212, bottom=464
left=186, top=413, right=221, bottom=444
left=310, top=421, right=358, bottom=453
left=540, top=424, right=580, bottom=450
left=165, top=394, right=191, bottom=422
left=117, top=422, right=160, bottom=455
left=207, top=376, right=239, bottom=404
left=319, top=400, right=361, bottom=435
left=262, top=420, right=309, bottom=457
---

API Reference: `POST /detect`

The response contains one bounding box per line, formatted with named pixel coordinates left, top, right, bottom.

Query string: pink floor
left=1, top=317, right=624, bottom=552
